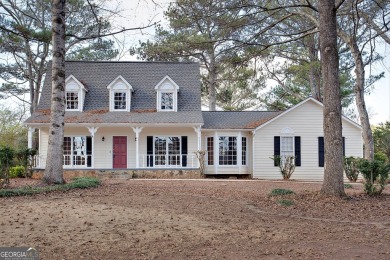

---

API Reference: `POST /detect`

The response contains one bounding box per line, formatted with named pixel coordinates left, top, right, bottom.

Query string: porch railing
left=141, top=154, right=197, bottom=168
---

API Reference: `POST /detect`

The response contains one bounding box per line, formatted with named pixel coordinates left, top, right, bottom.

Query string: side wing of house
left=253, top=99, right=363, bottom=180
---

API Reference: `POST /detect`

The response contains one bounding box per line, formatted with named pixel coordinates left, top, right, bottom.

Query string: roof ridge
left=64, top=60, right=199, bottom=64
left=201, top=110, right=282, bottom=113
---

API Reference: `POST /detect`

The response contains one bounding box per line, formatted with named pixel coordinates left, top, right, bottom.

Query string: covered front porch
left=30, top=124, right=202, bottom=170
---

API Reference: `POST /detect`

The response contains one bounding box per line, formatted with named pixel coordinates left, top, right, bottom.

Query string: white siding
left=38, top=126, right=198, bottom=169
left=253, top=100, right=363, bottom=180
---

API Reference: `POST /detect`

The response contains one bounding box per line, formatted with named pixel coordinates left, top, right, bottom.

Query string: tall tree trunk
left=348, top=39, right=374, bottom=160
left=208, top=51, right=217, bottom=111
left=318, top=0, right=345, bottom=196
left=306, top=34, right=322, bottom=101
left=43, top=0, right=66, bottom=184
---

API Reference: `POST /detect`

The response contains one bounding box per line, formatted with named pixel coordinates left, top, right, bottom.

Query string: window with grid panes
left=281, top=136, right=294, bottom=165
left=114, top=92, right=127, bottom=110
left=218, top=136, right=237, bottom=165
left=66, top=91, right=78, bottom=110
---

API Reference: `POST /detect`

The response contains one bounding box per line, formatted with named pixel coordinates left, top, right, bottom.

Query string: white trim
left=155, top=75, right=179, bottom=112
left=26, top=123, right=204, bottom=127
left=255, top=97, right=362, bottom=131
left=154, top=75, right=180, bottom=91
left=28, top=127, right=35, bottom=149
left=132, top=127, right=143, bottom=168
left=107, top=76, right=133, bottom=112
left=65, top=75, right=87, bottom=112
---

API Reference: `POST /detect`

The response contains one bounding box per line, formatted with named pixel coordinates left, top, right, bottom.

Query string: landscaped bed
left=0, top=179, right=389, bottom=259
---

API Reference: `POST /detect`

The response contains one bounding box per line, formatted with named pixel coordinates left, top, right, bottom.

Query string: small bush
left=344, top=183, right=353, bottom=189
left=278, top=199, right=294, bottom=206
left=0, top=177, right=101, bottom=197
left=344, top=157, right=360, bottom=182
left=9, top=166, right=25, bottom=178
left=357, top=159, right=390, bottom=196
left=374, top=152, right=388, bottom=163
left=270, top=188, right=295, bottom=196
left=271, top=155, right=296, bottom=180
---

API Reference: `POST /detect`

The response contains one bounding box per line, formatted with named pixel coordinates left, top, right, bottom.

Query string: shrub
left=0, top=177, right=101, bottom=197
left=344, top=156, right=360, bottom=182
left=270, top=188, right=295, bottom=196
left=278, top=199, right=294, bottom=206
left=0, top=146, right=15, bottom=187
left=374, top=152, right=387, bottom=162
left=357, top=159, right=390, bottom=196
left=270, top=155, right=296, bottom=180
left=15, top=148, right=37, bottom=177
left=9, top=166, right=25, bottom=178
left=344, top=183, right=353, bottom=189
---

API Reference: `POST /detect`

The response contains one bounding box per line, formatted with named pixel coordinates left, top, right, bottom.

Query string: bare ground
left=1, top=179, right=390, bottom=259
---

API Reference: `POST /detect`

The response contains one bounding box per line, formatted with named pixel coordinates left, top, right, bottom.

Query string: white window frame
left=280, top=127, right=295, bottom=166
left=113, top=91, right=128, bottom=111
left=153, top=136, right=181, bottom=167
left=107, top=76, right=133, bottom=112
left=154, top=76, right=179, bottom=112
left=63, top=136, right=90, bottom=168
left=65, top=75, right=87, bottom=112
left=65, top=91, right=79, bottom=111
left=205, top=133, right=247, bottom=167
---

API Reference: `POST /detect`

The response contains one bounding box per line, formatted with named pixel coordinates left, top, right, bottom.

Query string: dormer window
left=65, top=75, right=87, bottom=111
left=66, top=91, right=79, bottom=110
left=107, top=76, right=133, bottom=112
left=155, top=76, right=179, bottom=112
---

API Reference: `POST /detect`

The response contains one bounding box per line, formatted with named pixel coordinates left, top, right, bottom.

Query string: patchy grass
left=0, top=177, right=101, bottom=197
left=344, top=183, right=354, bottom=189
left=278, top=199, right=294, bottom=206
left=269, top=188, right=295, bottom=196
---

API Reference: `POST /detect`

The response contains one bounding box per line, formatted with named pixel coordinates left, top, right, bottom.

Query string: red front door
left=113, top=136, right=127, bottom=168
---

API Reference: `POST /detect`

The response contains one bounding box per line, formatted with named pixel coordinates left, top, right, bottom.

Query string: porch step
left=96, top=172, right=133, bottom=179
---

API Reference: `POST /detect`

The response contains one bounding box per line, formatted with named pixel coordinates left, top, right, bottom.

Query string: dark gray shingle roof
left=202, top=111, right=282, bottom=129
left=26, top=61, right=203, bottom=125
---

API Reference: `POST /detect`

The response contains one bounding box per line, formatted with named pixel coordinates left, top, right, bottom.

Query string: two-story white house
left=25, top=61, right=363, bottom=180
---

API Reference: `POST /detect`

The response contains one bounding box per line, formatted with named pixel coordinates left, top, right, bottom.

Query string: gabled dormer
left=65, top=75, right=88, bottom=111
left=154, top=75, right=179, bottom=112
left=107, top=76, right=133, bottom=112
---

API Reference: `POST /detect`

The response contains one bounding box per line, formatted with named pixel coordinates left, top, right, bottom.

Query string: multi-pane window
left=154, top=137, right=181, bottom=166
left=281, top=136, right=294, bottom=165
left=207, top=137, right=214, bottom=165
left=63, top=136, right=92, bottom=167
left=242, top=137, right=247, bottom=165
left=114, top=92, right=126, bottom=110
left=219, top=136, right=237, bottom=165
left=161, top=92, right=173, bottom=110
left=66, top=92, right=78, bottom=110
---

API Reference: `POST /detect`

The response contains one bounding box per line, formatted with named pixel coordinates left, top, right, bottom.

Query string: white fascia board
left=107, top=75, right=133, bottom=91
left=154, top=75, right=180, bottom=91
left=66, top=75, right=88, bottom=92
left=254, top=97, right=362, bottom=132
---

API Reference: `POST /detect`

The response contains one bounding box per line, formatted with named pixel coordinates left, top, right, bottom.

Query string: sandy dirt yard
left=1, top=179, right=390, bottom=259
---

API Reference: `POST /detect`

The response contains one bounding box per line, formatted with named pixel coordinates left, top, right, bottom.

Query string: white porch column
left=252, top=130, right=256, bottom=176
left=28, top=127, right=35, bottom=149
left=237, top=132, right=242, bottom=175
left=87, top=127, right=99, bottom=168
left=193, top=126, right=201, bottom=167
left=132, top=127, right=143, bottom=168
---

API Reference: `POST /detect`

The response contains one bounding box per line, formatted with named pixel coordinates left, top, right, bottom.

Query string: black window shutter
left=147, top=136, right=153, bottom=167
left=294, top=136, right=301, bottom=166
left=274, top=136, right=280, bottom=166
left=318, top=137, right=324, bottom=167
left=181, top=136, right=188, bottom=167
left=342, top=137, right=345, bottom=157
left=86, top=136, right=92, bottom=167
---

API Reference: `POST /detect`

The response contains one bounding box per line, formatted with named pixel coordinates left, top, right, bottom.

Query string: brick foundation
left=32, top=169, right=202, bottom=180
